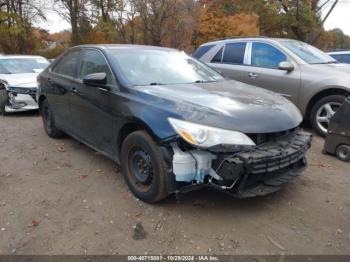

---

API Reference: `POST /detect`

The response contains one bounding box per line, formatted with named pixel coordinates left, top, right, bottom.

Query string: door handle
left=248, top=72, right=258, bottom=79
left=71, top=87, right=79, bottom=94
left=98, top=86, right=111, bottom=92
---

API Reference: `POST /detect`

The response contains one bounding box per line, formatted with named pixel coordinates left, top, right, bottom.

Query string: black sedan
left=37, top=45, right=311, bottom=203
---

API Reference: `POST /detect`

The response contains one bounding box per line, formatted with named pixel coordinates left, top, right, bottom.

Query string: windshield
left=0, top=58, right=50, bottom=74
left=281, top=40, right=336, bottom=64
left=108, top=49, right=224, bottom=86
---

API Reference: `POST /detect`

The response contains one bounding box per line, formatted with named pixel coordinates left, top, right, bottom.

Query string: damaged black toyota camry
left=37, top=45, right=312, bottom=203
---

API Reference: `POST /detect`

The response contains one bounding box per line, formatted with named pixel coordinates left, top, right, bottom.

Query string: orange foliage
left=195, top=5, right=259, bottom=46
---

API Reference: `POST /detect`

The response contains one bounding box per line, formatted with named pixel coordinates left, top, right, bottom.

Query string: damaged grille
left=238, top=131, right=311, bottom=174
left=217, top=130, right=312, bottom=179
left=247, top=128, right=297, bottom=145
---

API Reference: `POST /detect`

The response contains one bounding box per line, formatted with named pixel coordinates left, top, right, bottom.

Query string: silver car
left=0, top=55, right=50, bottom=114
left=195, top=37, right=350, bottom=136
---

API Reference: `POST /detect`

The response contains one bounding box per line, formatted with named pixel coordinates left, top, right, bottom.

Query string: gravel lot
left=0, top=112, right=349, bottom=255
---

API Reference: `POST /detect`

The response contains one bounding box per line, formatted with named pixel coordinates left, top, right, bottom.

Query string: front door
left=70, top=49, right=116, bottom=154
left=245, top=42, right=301, bottom=104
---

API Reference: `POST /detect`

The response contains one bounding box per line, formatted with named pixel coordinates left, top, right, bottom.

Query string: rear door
left=245, top=41, right=301, bottom=104
left=69, top=48, right=116, bottom=154
left=207, top=41, right=249, bottom=83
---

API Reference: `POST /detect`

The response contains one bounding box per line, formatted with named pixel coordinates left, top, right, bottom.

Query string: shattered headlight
left=168, top=118, right=256, bottom=148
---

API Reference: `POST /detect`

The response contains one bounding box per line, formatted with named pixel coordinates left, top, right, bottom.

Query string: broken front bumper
left=4, top=86, right=38, bottom=112
left=171, top=130, right=312, bottom=198
left=214, top=131, right=312, bottom=197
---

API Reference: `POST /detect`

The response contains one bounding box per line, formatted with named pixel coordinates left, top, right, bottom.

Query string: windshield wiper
left=194, top=80, right=217, bottom=83
left=312, top=61, right=338, bottom=64
left=149, top=82, right=165, bottom=85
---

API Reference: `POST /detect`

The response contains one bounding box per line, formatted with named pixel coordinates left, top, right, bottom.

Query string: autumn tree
left=55, top=0, right=87, bottom=45
left=257, top=0, right=340, bottom=44
left=193, top=0, right=260, bottom=47
left=0, top=0, right=46, bottom=53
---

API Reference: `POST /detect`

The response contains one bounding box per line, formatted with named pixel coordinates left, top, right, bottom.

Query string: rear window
left=193, top=44, right=215, bottom=59
left=330, top=54, right=350, bottom=64
left=222, top=42, right=246, bottom=65
left=53, top=50, right=80, bottom=78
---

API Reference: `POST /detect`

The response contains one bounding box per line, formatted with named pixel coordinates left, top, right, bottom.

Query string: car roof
left=0, top=55, right=47, bottom=59
left=72, top=44, right=179, bottom=53
left=199, top=37, right=297, bottom=46
left=327, top=51, right=350, bottom=55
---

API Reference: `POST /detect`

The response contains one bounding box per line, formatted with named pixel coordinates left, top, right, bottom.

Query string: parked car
left=328, top=51, right=350, bottom=64
left=194, top=37, right=350, bottom=136
left=0, top=55, right=50, bottom=115
left=37, top=45, right=311, bottom=203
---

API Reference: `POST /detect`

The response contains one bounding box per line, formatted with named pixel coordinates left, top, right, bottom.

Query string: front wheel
left=121, top=131, right=169, bottom=203
left=40, top=99, right=64, bottom=138
left=310, top=95, right=346, bottom=137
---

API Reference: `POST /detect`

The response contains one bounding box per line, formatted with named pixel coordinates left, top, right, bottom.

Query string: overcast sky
left=36, top=2, right=350, bottom=36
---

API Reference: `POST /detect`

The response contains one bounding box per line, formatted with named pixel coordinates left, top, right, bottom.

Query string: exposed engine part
left=171, top=143, right=219, bottom=183
left=172, top=144, right=196, bottom=182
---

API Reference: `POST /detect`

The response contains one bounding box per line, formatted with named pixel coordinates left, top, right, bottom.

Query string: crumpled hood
left=0, top=73, right=38, bottom=88
left=134, top=80, right=303, bottom=134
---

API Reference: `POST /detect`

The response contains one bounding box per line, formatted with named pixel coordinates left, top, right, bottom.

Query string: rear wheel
left=336, top=145, right=350, bottom=162
left=121, top=130, right=168, bottom=203
left=310, top=95, right=346, bottom=137
left=40, top=99, right=64, bottom=138
left=0, top=89, right=9, bottom=115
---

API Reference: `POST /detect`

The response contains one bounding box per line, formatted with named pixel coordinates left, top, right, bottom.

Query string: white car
left=0, top=55, right=50, bottom=114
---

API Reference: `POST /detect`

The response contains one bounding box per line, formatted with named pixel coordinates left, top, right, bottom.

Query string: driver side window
left=79, top=50, right=114, bottom=85
left=251, top=42, right=287, bottom=69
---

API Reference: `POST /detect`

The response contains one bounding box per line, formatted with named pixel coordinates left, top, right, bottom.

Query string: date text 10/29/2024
left=127, top=256, right=219, bottom=261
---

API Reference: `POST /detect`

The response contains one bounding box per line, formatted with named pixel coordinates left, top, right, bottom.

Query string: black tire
left=0, top=89, right=9, bottom=115
left=121, top=130, right=168, bottom=203
left=40, top=99, right=64, bottom=138
left=310, top=95, right=346, bottom=137
left=336, top=145, right=350, bottom=162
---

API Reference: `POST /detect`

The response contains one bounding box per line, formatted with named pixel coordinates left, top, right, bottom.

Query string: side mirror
left=278, top=61, right=294, bottom=72
left=82, top=73, right=107, bottom=87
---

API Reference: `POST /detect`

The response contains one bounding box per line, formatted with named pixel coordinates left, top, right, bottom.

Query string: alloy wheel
left=316, top=102, right=341, bottom=134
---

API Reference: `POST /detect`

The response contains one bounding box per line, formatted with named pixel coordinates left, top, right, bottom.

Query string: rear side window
left=193, top=44, right=215, bottom=59
left=79, top=49, right=114, bottom=85
left=222, top=42, right=246, bottom=65
left=211, top=47, right=223, bottom=63
left=251, top=42, right=287, bottom=69
left=331, top=54, right=350, bottom=64
left=53, top=50, right=80, bottom=78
